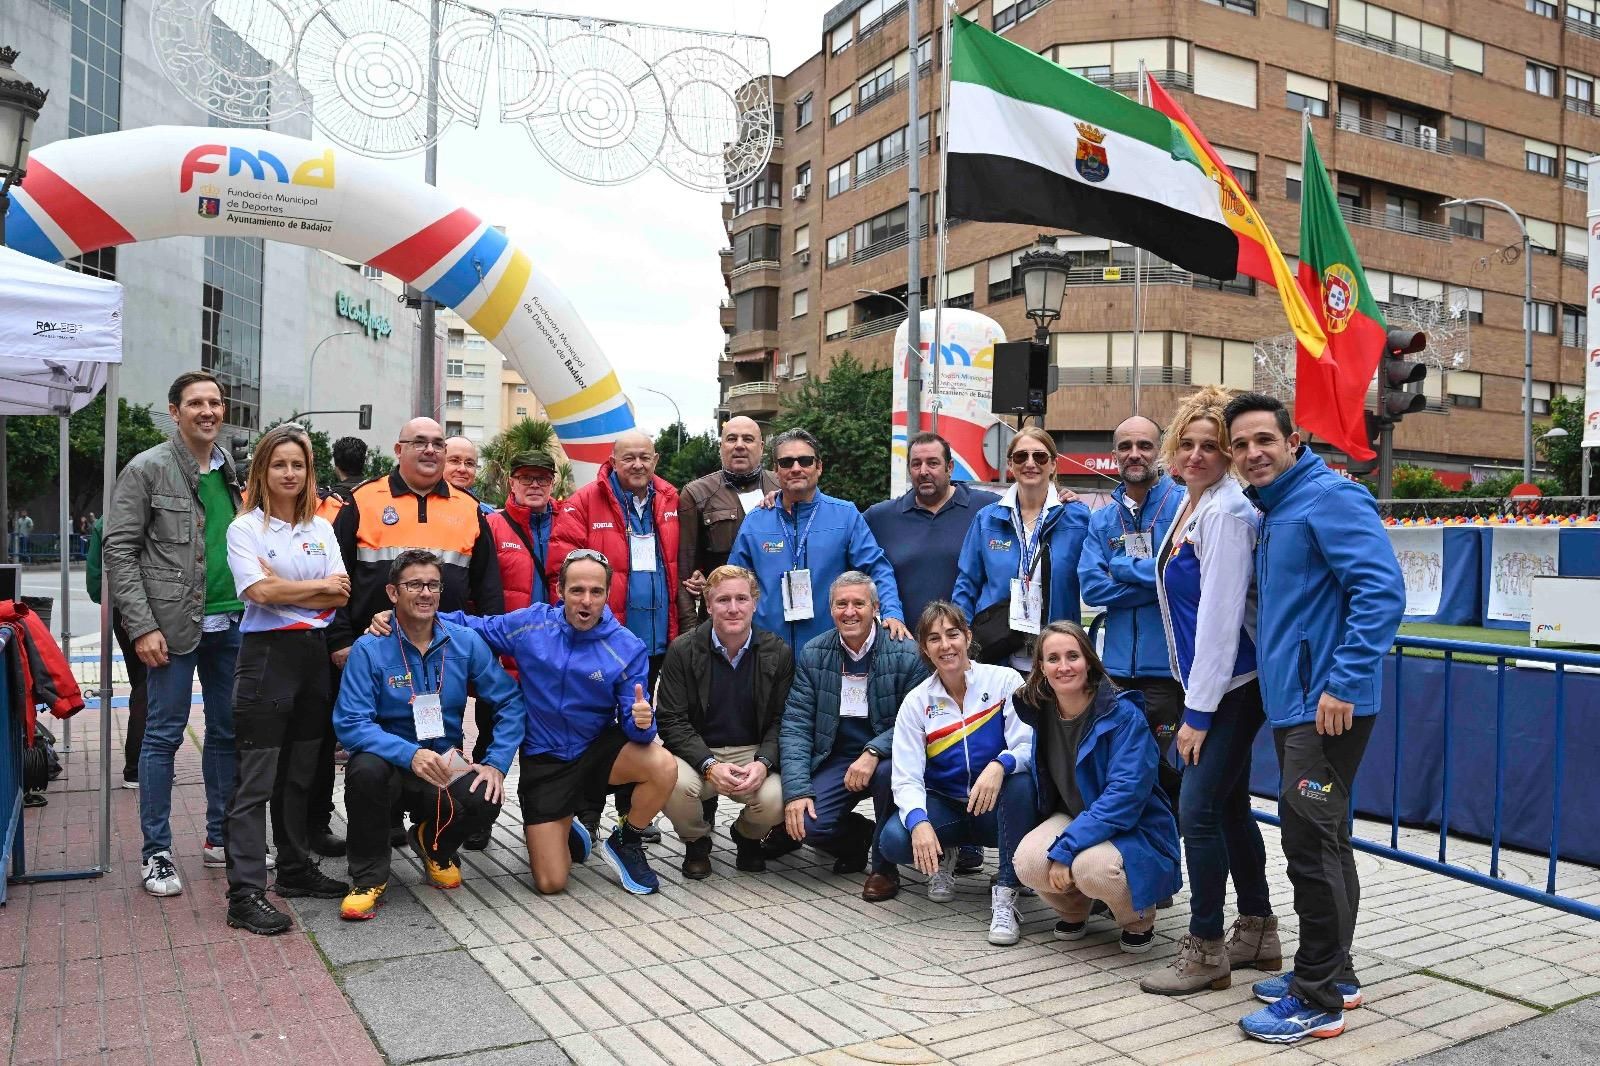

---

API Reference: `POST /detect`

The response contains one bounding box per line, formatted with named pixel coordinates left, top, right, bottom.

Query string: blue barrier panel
left=1249, top=637, right=1600, bottom=921
left=0, top=629, right=18, bottom=905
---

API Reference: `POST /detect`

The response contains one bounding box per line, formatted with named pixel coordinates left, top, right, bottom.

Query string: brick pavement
left=7, top=674, right=1600, bottom=1065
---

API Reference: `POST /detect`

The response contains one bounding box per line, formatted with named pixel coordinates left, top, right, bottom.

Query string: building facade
left=718, top=0, right=1598, bottom=477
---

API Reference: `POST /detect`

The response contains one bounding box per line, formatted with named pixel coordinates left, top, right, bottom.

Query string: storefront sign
left=336, top=291, right=392, bottom=339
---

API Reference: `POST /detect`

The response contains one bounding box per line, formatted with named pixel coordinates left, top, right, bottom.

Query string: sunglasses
left=1009, top=450, right=1053, bottom=466
left=777, top=455, right=818, bottom=469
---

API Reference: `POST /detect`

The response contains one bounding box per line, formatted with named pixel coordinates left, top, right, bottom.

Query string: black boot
left=730, top=824, right=766, bottom=873
left=308, top=827, right=347, bottom=858
left=830, top=813, right=873, bottom=875
left=682, top=836, right=714, bottom=879
left=227, top=889, right=292, bottom=936
left=274, top=864, right=351, bottom=900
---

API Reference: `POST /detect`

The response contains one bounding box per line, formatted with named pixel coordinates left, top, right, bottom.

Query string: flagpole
left=931, top=0, right=953, bottom=435
left=905, top=0, right=924, bottom=439
left=1132, top=62, right=1148, bottom=417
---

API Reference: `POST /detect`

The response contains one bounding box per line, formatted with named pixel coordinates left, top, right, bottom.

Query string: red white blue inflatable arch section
left=3, top=126, right=633, bottom=479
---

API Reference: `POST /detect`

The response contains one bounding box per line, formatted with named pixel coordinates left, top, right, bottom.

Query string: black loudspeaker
left=991, top=340, right=1050, bottom=415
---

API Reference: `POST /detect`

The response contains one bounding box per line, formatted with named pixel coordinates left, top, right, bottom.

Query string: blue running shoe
left=601, top=823, right=660, bottom=895
left=568, top=817, right=592, bottom=864
left=1239, top=995, right=1345, bottom=1044
left=1252, top=972, right=1363, bottom=1009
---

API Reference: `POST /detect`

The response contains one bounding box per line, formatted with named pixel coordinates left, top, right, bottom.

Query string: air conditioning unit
left=798, top=249, right=812, bottom=266
left=1417, top=124, right=1438, bottom=148
left=793, top=182, right=810, bottom=200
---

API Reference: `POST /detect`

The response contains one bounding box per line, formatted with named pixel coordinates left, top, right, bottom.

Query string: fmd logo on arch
left=179, top=143, right=336, bottom=193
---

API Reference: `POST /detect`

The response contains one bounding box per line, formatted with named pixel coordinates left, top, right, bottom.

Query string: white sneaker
left=989, top=884, right=1021, bottom=946
left=927, top=848, right=960, bottom=903
left=202, top=842, right=275, bottom=869
left=142, top=851, right=183, bottom=897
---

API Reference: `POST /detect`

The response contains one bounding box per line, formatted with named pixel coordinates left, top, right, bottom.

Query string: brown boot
left=1226, top=914, right=1282, bottom=971
left=1138, top=934, right=1230, bottom=996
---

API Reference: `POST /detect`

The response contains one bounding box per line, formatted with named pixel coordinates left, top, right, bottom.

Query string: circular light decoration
left=149, top=0, right=312, bottom=126
left=652, top=46, right=773, bottom=192
left=521, top=31, right=667, bottom=186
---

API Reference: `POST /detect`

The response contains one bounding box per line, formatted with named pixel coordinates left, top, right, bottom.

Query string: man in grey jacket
left=105, top=370, right=246, bottom=898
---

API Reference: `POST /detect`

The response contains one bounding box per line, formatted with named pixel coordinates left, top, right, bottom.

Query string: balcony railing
left=857, top=1, right=907, bottom=42
left=850, top=223, right=931, bottom=264
left=850, top=312, right=907, bottom=339
left=1566, top=173, right=1589, bottom=191
left=1058, top=366, right=1193, bottom=386
left=730, top=258, right=780, bottom=279
left=1562, top=252, right=1588, bottom=272
left=726, top=381, right=779, bottom=399
left=1562, top=329, right=1586, bottom=349
left=858, top=74, right=908, bottom=116
left=1568, top=15, right=1600, bottom=41
left=1080, top=70, right=1195, bottom=93
left=1339, top=203, right=1452, bottom=241
left=856, top=150, right=909, bottom=188
left=1565, top=95, right=1597, bottom=116
left=1064, top=263, right=1195, bottom=286
left=1334, top=25, right=1452, bottom=72
left=1333, top=112, right=1452, bottom=155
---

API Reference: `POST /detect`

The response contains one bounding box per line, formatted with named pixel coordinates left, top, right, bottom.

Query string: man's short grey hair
left=829, top=570, right=879, bottom=606
left=770, top=427, right=821, bottom=457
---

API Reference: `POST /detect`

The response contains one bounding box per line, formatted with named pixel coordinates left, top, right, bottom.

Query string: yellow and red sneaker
left=340, top=882, right=387, bottom=921
left=409, top=823, right=462, bottom=889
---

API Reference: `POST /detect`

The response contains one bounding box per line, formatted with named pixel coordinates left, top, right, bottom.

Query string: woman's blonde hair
left=1006, top=425, right=1058, bottom=475
left=1159, top=385, right=1234, bottom=484
left=244, top=424, right=318, bottom=526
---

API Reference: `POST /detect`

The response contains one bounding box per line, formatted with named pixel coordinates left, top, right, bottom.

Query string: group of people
left=99, top=370, right=1403, bottom=1048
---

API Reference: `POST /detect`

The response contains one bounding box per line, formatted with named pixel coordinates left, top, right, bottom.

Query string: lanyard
left=626, top=493, right=654, bottom=535
left=1015, top=504, right=1046, bottom=580
left=780, top=499, right=820, bottom=571
left=394, top=627, right=444, bottom=701
left=1116, top=481, right=1175, bottom=537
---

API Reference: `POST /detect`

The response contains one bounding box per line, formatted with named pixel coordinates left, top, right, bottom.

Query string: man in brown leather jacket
left=676, top=416, right=779, bottom=632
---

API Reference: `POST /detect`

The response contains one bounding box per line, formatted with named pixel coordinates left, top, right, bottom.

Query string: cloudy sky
left=418, top=1, right=833, bottom=436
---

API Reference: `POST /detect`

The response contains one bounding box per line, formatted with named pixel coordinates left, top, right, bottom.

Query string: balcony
left=1079, top=70, right=1195, bottom=94
left=1562, top=252, right=1587, bottom=272
left=1057, top=366, right=1193, bottom=386
left=725, top=381, right=781, bottom=417
left=719, top=301, right=735, bottom=331
left=850, top=223, right=930, bottom=264
left=1333, top=112, right=1451, bottom=155
left=1563, top=329, right=1585, bottom=349
left=857, top=0, right=906, bottom=41
left=729, top=328, right=780, bottom=354
left=1565, top=95, right=1597, bottom=116
left=1339, top=203, right=1452, bottom=242
left=1568, top=15, right=1600, bottom=42
left=1334, top=26, right=1452, bottom=72
left=850, top=312, right=907, bottom=339
left=857, top=75, right=908, bottom=116
left=1566, top=173, right=1589, bottom=192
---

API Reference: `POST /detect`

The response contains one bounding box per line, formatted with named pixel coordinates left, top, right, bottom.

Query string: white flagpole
left=930, top=0, right=955, bottom=435
left=1132, top=61, right=1149, bottom=417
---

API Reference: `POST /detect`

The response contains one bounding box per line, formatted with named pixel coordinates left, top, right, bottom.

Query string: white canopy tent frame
left=0, top=243, right=122, bottom=881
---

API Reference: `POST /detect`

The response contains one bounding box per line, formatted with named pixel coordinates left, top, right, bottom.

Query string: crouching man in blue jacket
left=1225, top=394, right=1404, bottom=1046
left=372, top=547, right=677, bottom=896
left=334, top=549, right=526, bottom=921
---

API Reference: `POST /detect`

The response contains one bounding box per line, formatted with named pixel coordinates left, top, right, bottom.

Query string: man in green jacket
left=86, top=517, right=147, bottom=788
left=775, top=571, right=929, bottom=902
left=656, top=565, right=793, bottom=879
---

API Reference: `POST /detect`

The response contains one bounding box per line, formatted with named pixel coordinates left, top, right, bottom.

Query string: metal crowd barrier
left=1254, top=635, right=1600, bottom=922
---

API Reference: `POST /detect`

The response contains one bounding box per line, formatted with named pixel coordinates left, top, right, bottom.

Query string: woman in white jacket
left=1142, top=386, right=1280, bottom=997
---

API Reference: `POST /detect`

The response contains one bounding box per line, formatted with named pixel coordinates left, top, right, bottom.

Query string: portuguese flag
left=1294, top=126, right=1387, bottom=462
left=1145, top=75, right=1327, bottom=359
left=946, top=16, right=1236, bottom=279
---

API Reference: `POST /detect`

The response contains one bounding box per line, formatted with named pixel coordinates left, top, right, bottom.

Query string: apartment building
left=716, top=0, right=1600, bottom=475
left=439, top=306, right=544, bottom=444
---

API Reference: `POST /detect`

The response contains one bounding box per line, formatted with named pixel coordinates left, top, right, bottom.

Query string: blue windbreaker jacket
left=334, top=618, right=526, bottom=774
left=438, top=603, right=655, bottom=759
left=952, top=490, right=1091, bottom=626
left=1245, top=447, right=1405, bottom=729
left=727, top=490, right=905, bottom=649
left=1078, top=478, right=1184, bottom=679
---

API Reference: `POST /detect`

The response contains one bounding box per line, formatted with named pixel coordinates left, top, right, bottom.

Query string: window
left=1449, top=118, right=1485, bottom=158
left=1526, top=138, right=1559, bottom=176
left=1464, top=289, right=1484, bottom=325
left=795, top=162, right=811, bottom=189
left=461, top=395, right=485, bottom=411
left=1527, top=301, right=1557, bottom=334
left=790, top=353, right=809, bottom=378
left=734, top=287, right=780, bottom=334
left=1449, top=203, right=1484, bottom=239
left=1563, top=305, right=1586, bottom=345
left=1573, top=2, right=1600, bottom=28
left=1189, top=336, right=1257, bottom=389
left=1528, top=380, right=1554, bottom=416
left=1284, top=161, right=1302, bottom=201
left=794, top=224, right=810, bottom=253
left=915, top=35, right=933, bottom=70
left=855, top=126, right=909, bottom=183
left=1448, top=371, right=1483, bottom=408
left=464, top=337, right=486, bottom=351
left=1216, top=146, right=1257, bottom=196
left=1527, top=217, right=1558, bottom=255
left=1448, top=34, right=1484, bottom=73
left=446, top=358, right=465, bottom=376
left=69, top=0, right=125, bottom=139
left=858, top=59, right=900, bottom=109
left=1567, top=72, right=1595, bottom=113
left=516, top=407, right=528, bottom=418
left=826, top=160, right=851, bottom=198
left=987, top=250, right=1024, bottom=301
left=829, top=90, right=852, bottom=126
left=853, top=205, right=911, bottom=256
left=1288, top=0, right=1329, bottom=27
left=824, top=307, right=850, bottom=340
left=446, top=390, right=464, bottom=408
left=1193, top=49, right=1257, bottom=107
left=733, top=163, right=781, bottom=214
left=830, top=23, right=852, bottom=56
left=792, top=289, right=809, bottom=318
left=1565, top=224, right=1588, bottom=267
left=995, top=0, right=1046, bottom=32
left=1566, top=152, right=1590, bottom=189
left=1528, top=0, right=1557, bottom=15
left=795, top=93, right=813, bottom=129
left=1339, top=2, right=1453, bottom=64
left=826, top=231, right=849, bottom=266
left=1527, top=61, right=1558, bottom=96
left=1285, top=73, right=1329, bottom=116
left=1201, top=0, right=1258, bottom=12
left=732, top=225, right=781, bottom=267
left=516, top=384, right=530, bottom=393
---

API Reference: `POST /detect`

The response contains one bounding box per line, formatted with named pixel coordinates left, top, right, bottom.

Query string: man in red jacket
left=549, top=429, right=680, bottom=839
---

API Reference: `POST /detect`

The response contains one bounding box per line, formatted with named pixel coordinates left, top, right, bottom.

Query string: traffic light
left=358, top=403, right=373, bottom=431
left=1381, top=328, right=1428, bottom=422
left=1346, top=412, right=1383, bottom=476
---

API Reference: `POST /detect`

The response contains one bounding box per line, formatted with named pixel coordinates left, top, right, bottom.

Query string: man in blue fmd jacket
left=1225, top=394, right=1404, bottom=1046
left=1078, top=416, right=1185, bottom=764
left=728, top=428, right=909, bottom=649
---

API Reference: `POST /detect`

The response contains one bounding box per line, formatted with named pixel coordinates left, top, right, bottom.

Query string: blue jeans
left=877, top=771, right=1036, bottom=888
left=803, top=752, right=896, bottom=873
left=139, top=620, right=241, bottom=860
left=1178, top=679, right=1272, bottom=939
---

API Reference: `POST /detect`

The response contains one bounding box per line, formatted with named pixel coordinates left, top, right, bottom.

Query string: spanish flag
left=1145, top=74, right=1328, bottom=360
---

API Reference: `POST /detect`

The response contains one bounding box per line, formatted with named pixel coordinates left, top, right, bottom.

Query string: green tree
left=364, top=452, right=395, bottom=480
left=769, top=351, right=893, bottom=510
left=262, top=417, right=334, bottom=488
left=478, top=418, right=573, bottom=506
left=4, top=396, right=167, bottom=516
left=1535, top=393, right=1584, bottom=495
left=1389, top=465, right=1453, bottom=499
left=652, top=423, right=720, bottom=488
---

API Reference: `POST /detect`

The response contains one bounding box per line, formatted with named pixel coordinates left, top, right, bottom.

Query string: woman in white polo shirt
left=222, top=424, right=351, bottom=935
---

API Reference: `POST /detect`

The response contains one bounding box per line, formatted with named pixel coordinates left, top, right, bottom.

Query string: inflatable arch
left=2, top=125, right=634, bottom=480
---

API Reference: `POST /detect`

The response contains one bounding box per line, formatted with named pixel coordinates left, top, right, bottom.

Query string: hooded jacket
left=438, top=602, right=655, bottom=759
left=952, top=487, right=1091, bottom=628
left=333, top=617, right=525, bottom=774
left=1245, top=447, right=1405, bottom=729
left=1077, top=478, right=1183, bottom=679
left=1013, top=680, right=1182, bottom=913
left=547, top=460, right=681, bottom=643
left=499, top=498, right=553, bottom=606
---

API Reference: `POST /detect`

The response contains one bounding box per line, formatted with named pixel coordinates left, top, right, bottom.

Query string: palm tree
left=478, top=418, right=573, bottom=506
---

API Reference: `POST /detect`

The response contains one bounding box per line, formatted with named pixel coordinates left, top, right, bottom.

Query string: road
left=19, top=563, right=104, bottom=655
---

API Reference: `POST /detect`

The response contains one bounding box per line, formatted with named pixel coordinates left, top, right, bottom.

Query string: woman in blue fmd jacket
left=953, top=428, right=1091, bottom=671
left=1143, top=387, right=1279, bottom=997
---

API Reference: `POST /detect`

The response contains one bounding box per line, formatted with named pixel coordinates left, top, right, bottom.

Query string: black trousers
left=1275, top=716, right=1376, bottom=1013
left=345, top=751, right=500, bottom=887
left=305, top=661, right=341, bottom=836
left=575, top=652, right=665, bottom=826
left=224, top=630, right=330, bottom=895
left=1113, top=675, right=1184, bottom=820
left=111, top=612, right=148, bottom=779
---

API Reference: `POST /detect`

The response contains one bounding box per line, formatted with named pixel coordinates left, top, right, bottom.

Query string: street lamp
left=1444, top=196, right=1534, bottom=481
left=1018, top=242, right=1071, bottom=345
left=641, top=387, right=683, bottom=451
left=303, top=330, right=362, bottom=414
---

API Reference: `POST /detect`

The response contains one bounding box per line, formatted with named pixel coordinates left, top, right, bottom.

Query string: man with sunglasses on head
left=729, top=428, right=908, bottom=651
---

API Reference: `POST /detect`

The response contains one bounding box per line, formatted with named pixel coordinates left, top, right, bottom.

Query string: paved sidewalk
left=6, top=693, right=1600, bottom=1065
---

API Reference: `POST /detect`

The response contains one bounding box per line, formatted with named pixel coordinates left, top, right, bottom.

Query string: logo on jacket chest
left=987, top=538, right=1013, bottom=552
left=760, top=539, right=785, bottom=553
left=387, top=671, right=412, bottom=689
left=592, top=522, right=614, bottom=530
left=382, top=506, right=399, bottom=526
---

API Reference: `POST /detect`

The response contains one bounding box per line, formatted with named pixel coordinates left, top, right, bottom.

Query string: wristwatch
left=863, top=747, right=883, bottom=760
left=699, top=757, right=717, bottom=775
left=755, top=756, right=773, bottom=770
